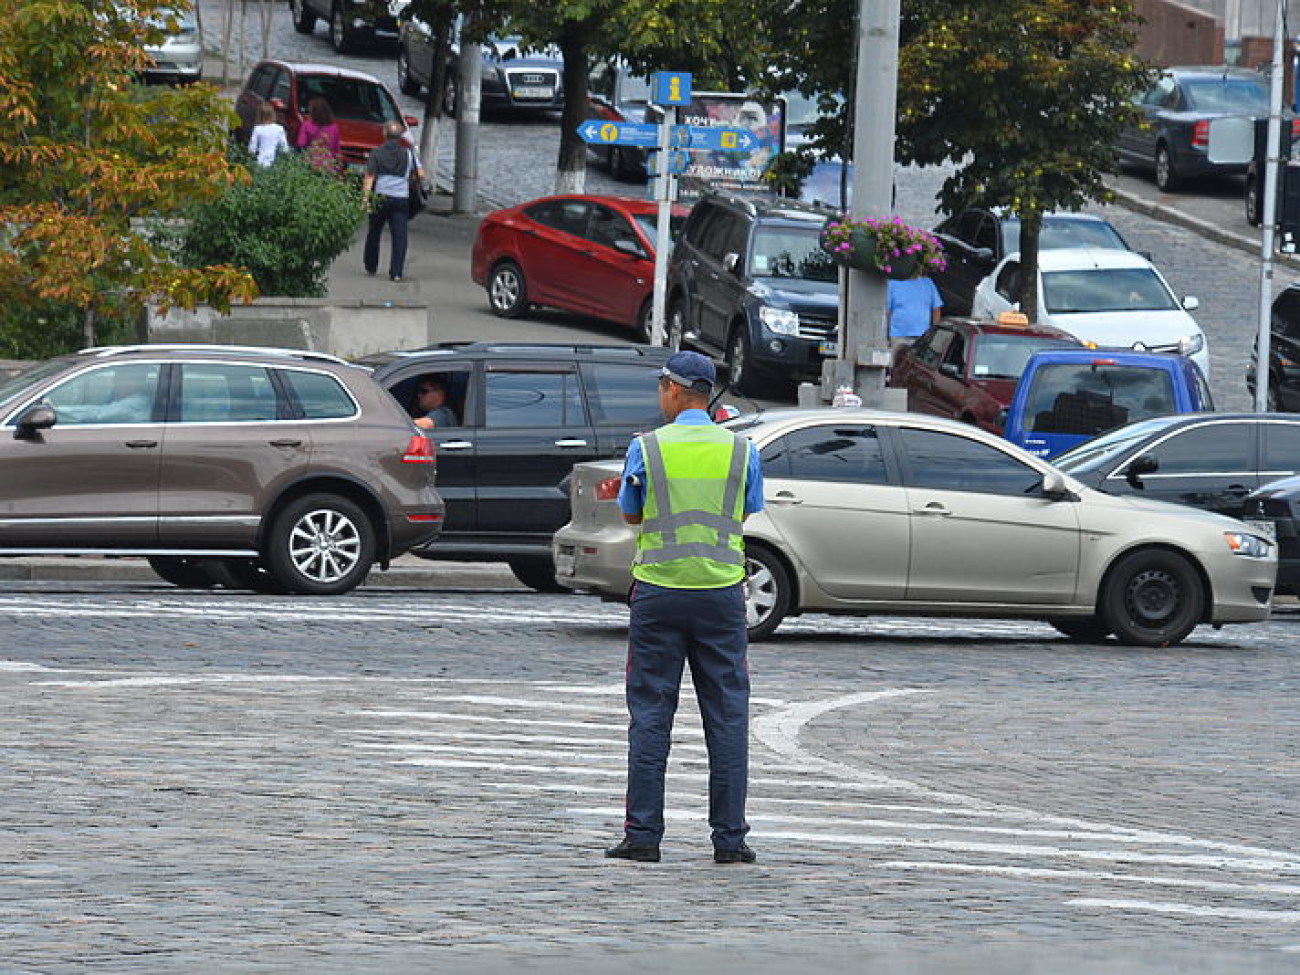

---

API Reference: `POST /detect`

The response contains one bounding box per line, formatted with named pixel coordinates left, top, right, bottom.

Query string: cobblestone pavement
left=2, top=584, right=1298, bottom=972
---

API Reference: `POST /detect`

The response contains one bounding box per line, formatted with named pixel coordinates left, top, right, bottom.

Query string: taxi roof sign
left=996, top=311, right=1030, bottom=327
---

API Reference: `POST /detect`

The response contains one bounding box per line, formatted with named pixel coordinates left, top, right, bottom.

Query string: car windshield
left=633, top=212, right=686, bottom=244
left=297, top=76, right=400, bottom=124
left=1053, top=415, right=1183, bottom=473
left=1002, top=217, right=1128, bottom=252
left=1042, top=267, right=1179, bottom=314
left=750, top=227, right=837, bottom=281
left=145, top=6, right=197, bottom=30
left=1183, top=78, right=1269, bottom=113
left=0, top=359, right=75, bottom=415
left=970, top=335, right=1077, bottom=380
left=1020, top=363, right=1180, bottom=438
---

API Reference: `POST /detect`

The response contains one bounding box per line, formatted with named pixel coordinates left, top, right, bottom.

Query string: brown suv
left=0, top=345, right=444, bottom=595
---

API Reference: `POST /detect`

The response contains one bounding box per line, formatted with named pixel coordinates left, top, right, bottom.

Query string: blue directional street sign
left=670, top=125, right=758, bottom=152
left=576, top=119, right=661, bottom=148
left=646, top=150, right=691, bottom=177
left=651, top=71, right=692, bottom=106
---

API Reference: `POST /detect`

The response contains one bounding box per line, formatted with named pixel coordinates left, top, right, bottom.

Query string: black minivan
left=1246, top=282, right=1300, bottom=412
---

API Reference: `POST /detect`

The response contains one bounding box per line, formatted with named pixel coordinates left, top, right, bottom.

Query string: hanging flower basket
left=819, top=216, right=947, bottom=280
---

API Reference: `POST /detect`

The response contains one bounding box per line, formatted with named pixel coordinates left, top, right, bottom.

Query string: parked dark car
left=1243, top=475, right=1300, bottom=595
left=234, top=60, right=416, bottom=172
left=666, top=192, right=838, bottom=396
left=288, top=0, right=401, bottom=54
left=364, top=342, right=671, bottom=591
left=1116, top=65, right=1271, bottom=192
left=0, top=345, right=443, bottom=594
left=585, top=60, right=652, bottom=181
left=399, top=25, right=564, bottom=118
left=470, top=194, right=688, bottom=340
left=1052, top=413, right=1300, bottom=520
left=1245, top=281, right=1300, bottom=411
left=931, top=207, right=1133, bottom=316
left=888, top=314, right=1079, bottom=434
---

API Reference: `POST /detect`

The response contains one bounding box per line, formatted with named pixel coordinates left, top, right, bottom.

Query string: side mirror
left=1125, top=452, right=1158, bottom=486
left=614, top=238, right=646, bottom=258
left=938, top=362, right=961, bottom=379
left=13, top=402, right=56, bottom=440
left=995, top=407, right=1009, bottom=429
left=722, top=252, right=741, bottom=274
left=973, top=247, right=994, bottom=260
left=1182, top=295, right=1200, bottom=312
left=268, top=98, right=287, bottom=112
left=404, top=115, right=420, bottom=128
left=1041, top=469, right=1070, bottom=499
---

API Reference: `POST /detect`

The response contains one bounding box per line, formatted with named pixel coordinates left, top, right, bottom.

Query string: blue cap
left=661, top=350, right=716, bottom=391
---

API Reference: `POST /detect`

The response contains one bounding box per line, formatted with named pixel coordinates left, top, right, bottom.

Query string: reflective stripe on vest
left=633, top=424, right=748, bottom=588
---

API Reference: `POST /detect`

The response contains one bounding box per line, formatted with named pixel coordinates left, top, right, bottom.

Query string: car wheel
left=1154, top=143, right=1180, bottom=192
left=508, top=555, right=569, bottom=593
left=329, top=0, right=353, bottom=54
left=147, top=556, right=221, bottom=589
left=487, top=262, right=528, bottom=318
left=397, top=46, right=420, bottom=96
left=1099, top=549, right=1204, bottom=648
left=220, top=558, right=290, bottom=595
left=744, top=544, right=792, bottom=642
left=666, top=301, right=687, bottom=351
left=1245, top=175, right=1262, bottom=227
left=634, top=299, right=653, bottom=344
left=290, top=0, right=316, bottom=33
left=1048, top=618, right=1112, bottom=643
left=727, top=325, right=759, bottom=397
left=264, top=494, right=375, bottom=596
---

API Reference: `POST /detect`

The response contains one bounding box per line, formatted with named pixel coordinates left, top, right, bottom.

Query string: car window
left=941, top=332, right=967, bottom=373
left=587, top=204, right=642, bottom=253
left=1021, top=362, right=1176, bottom=436
left=579, top=362, right=663, bottom=427
left=1182, top=78, right=1269, bottom=113
left=0, top=359, right=72, bottom=416
left=1053, top=416, right=1180, bottom=473
left=1261, top=422, right=1300, bottom=472
left=297, top=75, right=399, bottom=124
left=971, top=214, right=998, bottom=252
left=632, top=212, right=686, bottom=245
left=915, top=327, right=954, bottom=367
left=249, top=64, right=275, bottom=99
left=587, top=62, right=614, bottom=99
left=1042, top=268, right=1178, bottom=314
left=898, top=427, right=1043, bottom=496
left=484, top=370, right=586, bottom=427
left=1012, top=218, right=1128, bottom=251
left=1147, top=423, right=1256, bottom=475
left=528, top=199, right=591, bottom=237
left=761, top=425, right=888, bottom=484
left=994, top=260, right=1022, bottom=303
left=683, top=203, right=720, bottom=249
left=1193, top=367, right=1215, bottom=410
left=44, top=363, right=163, bottom=426
left=750, top=227, right=835, bottom=281
left=697, top=210, right=740, bottom=262
left=1143, top=75, right=1177, bottom=107
left=270, top=67, right=291, bottom=105
left=971, top=334, right=1075, bottom=380
left=952, top=210, right=983, bottom=245
left=1273, top=288, right=1300, bottom=337
left=178, top=363, right=279, bottom=423
left=280, top=369, right=358, bottom=420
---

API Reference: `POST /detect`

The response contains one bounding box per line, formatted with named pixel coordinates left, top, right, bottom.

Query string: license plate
left=1244, top=518, right=1277, bottom=541
left=554, top=550, right=576, bottom=577
left=512, top=86, right=554, bottom=100
left=819, top=340, right=838, bottom=356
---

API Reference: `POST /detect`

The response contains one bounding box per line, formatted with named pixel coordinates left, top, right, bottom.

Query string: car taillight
left=402, top=435, right=435, bottom=464
left=1292, top=119, right=1300, bottom=140
left=594, top=475, right=622, bottom=501
left=1192, top=120, right=1209, bottom=149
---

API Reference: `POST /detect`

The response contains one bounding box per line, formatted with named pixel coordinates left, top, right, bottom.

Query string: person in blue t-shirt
left=887, top=273, right=943, bottom=354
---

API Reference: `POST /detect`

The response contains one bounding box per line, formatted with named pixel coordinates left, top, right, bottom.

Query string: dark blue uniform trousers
left=623, top=579, right=750, bottom=851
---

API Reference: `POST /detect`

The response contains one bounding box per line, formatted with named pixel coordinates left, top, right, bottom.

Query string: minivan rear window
left=1024, top=363, right=1177, bottom=437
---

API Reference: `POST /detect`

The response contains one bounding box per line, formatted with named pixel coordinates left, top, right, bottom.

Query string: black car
left=1246, top=282, right=1300, bottom=411
left=1116, top=65, right=1270, bottom=192
left=931, top=208, right=1133, bottom=316
left=1053, top=413, right=1300, bottom=521
left=366, top=342, right=670, bottom=591
left=1243, top=476, right=1300, bottom=595
left=585, top=60, right=652, bottom=181
left=666, top=193, right=837, bottom=396
left=288, top=0, right=401, bottom=54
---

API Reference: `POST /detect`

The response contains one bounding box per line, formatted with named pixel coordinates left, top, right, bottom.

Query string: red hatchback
left=470, top=194, right=688, bottom=340
left=889, top=314, right=1080, bottom=434
left=234, top=60, right=418, bottom=172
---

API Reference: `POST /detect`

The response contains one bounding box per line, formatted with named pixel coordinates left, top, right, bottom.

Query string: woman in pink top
left=297, top=97, right=343, bottom=173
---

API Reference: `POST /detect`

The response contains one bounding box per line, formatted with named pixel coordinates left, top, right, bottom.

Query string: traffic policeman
left=604, top=351, right=764, bottom=865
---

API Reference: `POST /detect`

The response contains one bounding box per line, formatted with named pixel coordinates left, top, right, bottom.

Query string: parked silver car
left=553, top=409, right=1277, bottom=646
left=141, top=4, right=204, bottom=84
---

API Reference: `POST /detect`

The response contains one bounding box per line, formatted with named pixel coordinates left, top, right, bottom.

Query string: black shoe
left=714, top=842, right=756, bottom=864
left=364, top=268, right=377, bottom=276
left=605, top=837, right=660, bottom=862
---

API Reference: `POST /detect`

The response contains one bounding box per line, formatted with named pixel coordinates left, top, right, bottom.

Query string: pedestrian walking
left=361, top=121, right=425, bottom=283
left=605, top=351, right=765, bottom=866
left=248, top=102, right=289, bottom=168
left=886, top=270, right=943, bottom=355
left=297, top=97, right=342, bottom=173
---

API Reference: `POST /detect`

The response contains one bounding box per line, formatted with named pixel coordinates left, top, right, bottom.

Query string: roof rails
left=78, top=345, right=352, bottom=366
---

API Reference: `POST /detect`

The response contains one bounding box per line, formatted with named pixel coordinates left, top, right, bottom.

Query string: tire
left=508, top=555, right=569, bottom=593
left=329, top=0, right=353, bottom=55
left=397, top=46, right=420, bottom=96
left=1245, top=175, right=1262, bottom=227
left=1099, top=549, right=1204, bottom=648
left=487, top=262, right=528, bottom=318
left=1154, top=143, right=1180, bottom=192
left=290, top=0, right=316, bottom=33
left=1048, top=618, right=1112, bottom=643
left=147, top=556, right=221, bottom=590
left=666, top=300, right=687, bottom=351
left=727, top=326, right=759, bottom=397
left=744, top=545, right=792, bottom=642
left=220, top=558, right=290, bottom=595
left=634, top=299, right=653, bottom=344
left=264, top=494, right=375, bottom=596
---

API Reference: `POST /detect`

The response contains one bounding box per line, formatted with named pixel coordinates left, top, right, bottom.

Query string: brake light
left=1292, top=119, right=1300, bottom=140
left=402, top=435, right=435, bottom=464
left=595, top=475, right=622, bottom=501
left=1192, top=120, right=1209, bottom=149
left=1089, top=358, right=1118, bottom=366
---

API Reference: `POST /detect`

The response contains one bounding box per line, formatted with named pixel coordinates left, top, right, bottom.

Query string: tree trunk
left=419, top=13, right=453, bottom=192
left=553, top=32, right=589, bottom=196
left=1017, top=214, right=1043, bottom=324
left=82, top=306, right=95, bottom=348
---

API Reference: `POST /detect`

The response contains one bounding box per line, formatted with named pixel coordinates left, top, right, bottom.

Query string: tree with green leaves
left=0, top=0, right=257, bottom=354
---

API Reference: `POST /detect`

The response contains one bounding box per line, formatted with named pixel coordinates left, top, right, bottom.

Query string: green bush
left=178, top=153, right=367, bottom=298
left=0, top=300, right=137, bottom=359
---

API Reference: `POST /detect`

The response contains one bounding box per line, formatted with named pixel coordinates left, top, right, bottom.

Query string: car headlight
left=1224, top=531, right=1273, bottom=558
left=758, top=306, right=799, bottom=337
left=1178, top=333, right=1205, bottom=355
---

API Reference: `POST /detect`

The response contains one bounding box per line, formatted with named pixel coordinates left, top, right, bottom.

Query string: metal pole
left=1256, top=0, right=1286, bottom=413
left=452, top=39, right=482, bottom=214
left=1225, top=0, right=1244, bottom=65
left=650, top=109, right=677, bottom=346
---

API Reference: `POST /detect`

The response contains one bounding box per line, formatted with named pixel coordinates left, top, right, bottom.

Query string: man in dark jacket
left=361, top=121, right=425, bottom=283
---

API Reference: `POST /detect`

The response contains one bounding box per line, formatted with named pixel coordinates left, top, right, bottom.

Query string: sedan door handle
left=767, top=491, right=803, bottom=506
left=913, top=501, right=952, bottom=516
left=269, top=438, right=303, bottom=447
left=554, top=439, right=589, bottom=448
left=124, top=440, right=159, bottom=449
left=438, top=440, right=474, bottom=451
left=1224, top=484, right=1252, bottom=498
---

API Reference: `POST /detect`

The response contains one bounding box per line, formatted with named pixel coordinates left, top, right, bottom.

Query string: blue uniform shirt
left=618, top=409, right=764, bottom=517
left=887, top=276, right=943, bottom=339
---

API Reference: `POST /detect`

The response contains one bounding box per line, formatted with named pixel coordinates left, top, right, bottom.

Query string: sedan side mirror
left=1125, top=452, right=1159, bottom=486
left=614, top=238, right=646, bottom=259
left=722, top=252, right=741, bottom=274
left=13, top=402, right=56, bottom=440
left=938, top=362, right=961, bottom=379
left=1040, top=469, right=1071, bottom=499
left=1182, top=295, right=1200, bottom=312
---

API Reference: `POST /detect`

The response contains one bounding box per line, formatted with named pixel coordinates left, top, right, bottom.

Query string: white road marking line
left=879, top=861, right=1300, bottom=897
left=416, top=694, right=617, bottom=713
left=1067, top=898, right=1300, bottom=922
left=352, top=710, right=640, bottom=734
left=351, top=729, right=637, bottom=748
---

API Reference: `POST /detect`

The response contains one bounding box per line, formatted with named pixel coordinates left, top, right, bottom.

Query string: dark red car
left=470, top=194, right=688, bottom=340
left=889, top=314, right=1080, bottom=434
left=234, top=60, right=418, bottom=172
